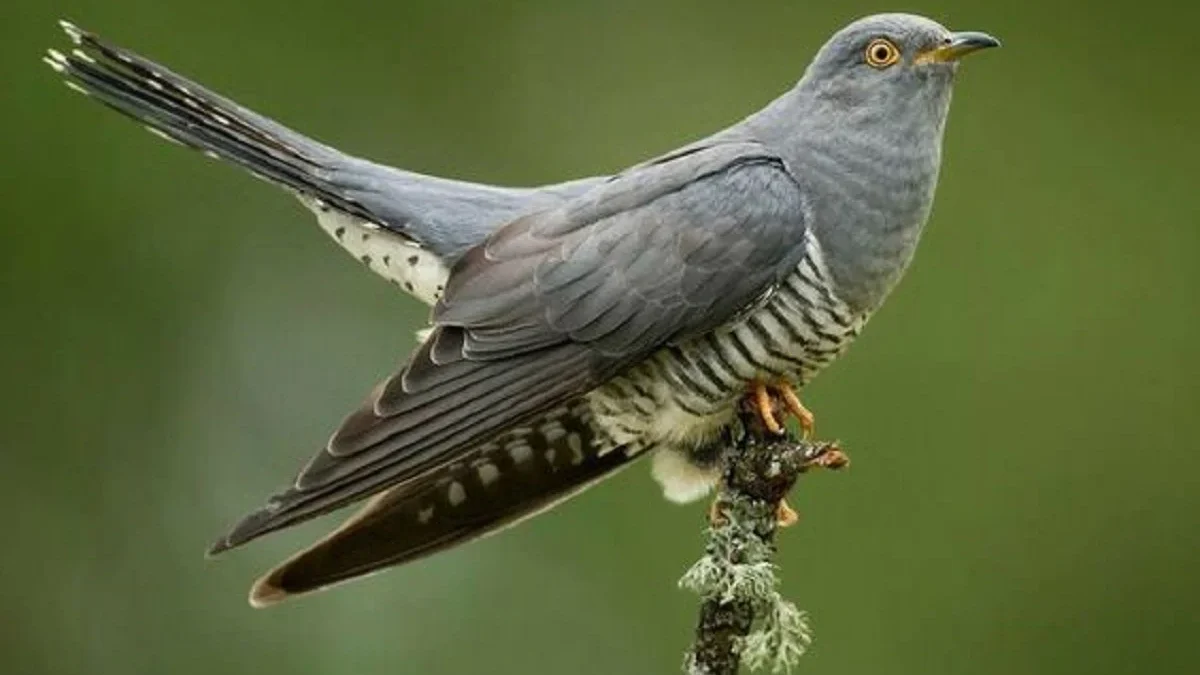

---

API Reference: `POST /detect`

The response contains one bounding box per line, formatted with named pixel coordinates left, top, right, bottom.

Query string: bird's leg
left=707, top=498, right=723, bottom=525
left=731, top=382, right=823, bottom=527
left=751, top=381, right=786, bottom=435
left=709, top=495, right=799, bottom=528
left=745, top=380, right=815, bottom=438
left=777, top=383, right=815, bottom=439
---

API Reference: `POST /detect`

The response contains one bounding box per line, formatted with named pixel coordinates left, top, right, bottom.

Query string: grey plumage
left=45, top=13, right=998, bottom=605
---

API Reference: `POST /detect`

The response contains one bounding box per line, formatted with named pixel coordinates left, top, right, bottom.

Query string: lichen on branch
left=680, top=427, right=847, bottom=675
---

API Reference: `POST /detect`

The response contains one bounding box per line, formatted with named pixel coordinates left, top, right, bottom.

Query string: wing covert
left=439, top=142, right=809, bottom=362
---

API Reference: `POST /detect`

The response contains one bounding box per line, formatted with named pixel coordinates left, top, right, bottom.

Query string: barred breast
left=586, top=234, right=867, bottom=502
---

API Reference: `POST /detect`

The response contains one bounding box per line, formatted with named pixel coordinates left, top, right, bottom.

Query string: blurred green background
left=3, top=0, right=1198, bottom=673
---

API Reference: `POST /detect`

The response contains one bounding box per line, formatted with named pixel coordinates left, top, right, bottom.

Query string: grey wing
left=210, top=140, right=809, bottom=553
left=433, top=142, right=809, bottom=361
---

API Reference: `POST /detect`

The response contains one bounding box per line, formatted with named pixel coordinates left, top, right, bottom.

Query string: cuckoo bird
left=45, top=13, right=998, bottom=605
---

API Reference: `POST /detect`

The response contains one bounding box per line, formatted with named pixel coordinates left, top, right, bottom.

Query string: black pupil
left=874, top=45, right=890, bottom=61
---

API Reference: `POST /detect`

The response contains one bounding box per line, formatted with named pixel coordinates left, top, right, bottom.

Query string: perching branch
left=680, top=411, right=848, bottom=675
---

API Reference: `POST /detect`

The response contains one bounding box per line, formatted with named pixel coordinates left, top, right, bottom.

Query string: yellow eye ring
left=865, top=38, right=901, bottom=68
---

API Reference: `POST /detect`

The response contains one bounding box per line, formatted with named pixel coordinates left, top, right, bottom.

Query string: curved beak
left=915, top=31, right=1002, bottom=64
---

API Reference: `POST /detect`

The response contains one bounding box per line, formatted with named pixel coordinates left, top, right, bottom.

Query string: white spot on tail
left=44, top=49, right=67, bottom=72
left=59, top=20, right=84, bottom=44
left=417, top=506, right=434, bottom=524
left=476, top=462, right=500, bottom=486
left=540, top=421, right=566, bottom=443
left=447, top=481, right=466, bottom=506
left=508, top=443, right=533, bottom=465
left=567, top=433, right=585, bottom=465
left=144, top=126, right=185, bottom=146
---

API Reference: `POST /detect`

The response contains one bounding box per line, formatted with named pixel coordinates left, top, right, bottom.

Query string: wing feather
left=212, top=140, right=810, bottom=554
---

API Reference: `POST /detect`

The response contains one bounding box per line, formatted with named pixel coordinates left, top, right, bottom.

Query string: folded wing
left=211, top=140, right=810, bottom=567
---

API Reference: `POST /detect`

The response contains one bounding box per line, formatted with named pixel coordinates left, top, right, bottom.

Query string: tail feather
left=44, top=20, right=614, bottom=267
left=247, top=401, right=640, bottom=606
left=45, top=20, right=378, bottom=223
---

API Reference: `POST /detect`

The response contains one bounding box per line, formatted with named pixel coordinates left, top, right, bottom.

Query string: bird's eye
left=864, top=38, right=901, bottom=68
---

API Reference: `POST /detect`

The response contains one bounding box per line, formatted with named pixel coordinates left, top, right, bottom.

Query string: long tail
left=44, top=20, right=380, bottom=224
left=43, top=20, right=613, bottom=269
left=243, top=401, right=639, bottom=607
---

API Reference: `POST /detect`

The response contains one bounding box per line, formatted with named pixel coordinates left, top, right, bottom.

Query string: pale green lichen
left=679, top=510, right=778, bottom=605
left=681, top=499, right=813, bottom=674
left=740, top=592, right=812, bottom=673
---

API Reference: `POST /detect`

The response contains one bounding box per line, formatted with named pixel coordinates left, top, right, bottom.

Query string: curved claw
left=709, top=497, right=800, bottom=528
left=778, top=385, right=815, bottom=439
left=747, top=380, right=815, bottom=438
left=753, top=381, right=786, bottom=435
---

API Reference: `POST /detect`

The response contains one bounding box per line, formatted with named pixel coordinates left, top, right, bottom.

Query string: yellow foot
left=748, top=380, right=816, bottom=438
left=752, top=381, right=785, bottom=435
left=776, top=499, right=799, bottom=528
left=779, top=386, right=815, bottom=439
left=710, top=496, right=799, bottom=528
left=708, top=498, right=723, bottom=525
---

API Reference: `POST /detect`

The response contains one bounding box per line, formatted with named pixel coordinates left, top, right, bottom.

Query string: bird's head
left=739, top=14, right=1000, bottom=312
left=798, top=14, right=999, bottom=120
